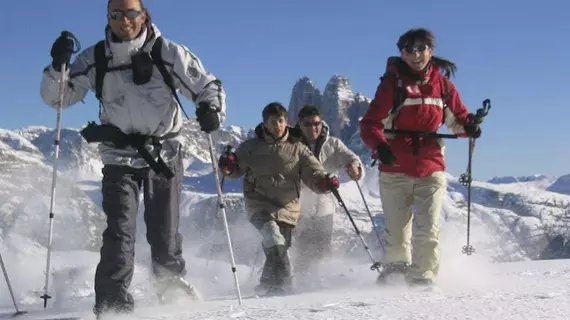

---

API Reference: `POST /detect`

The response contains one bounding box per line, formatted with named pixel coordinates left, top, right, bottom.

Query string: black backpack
left=93, top=36, right=183, bottom=110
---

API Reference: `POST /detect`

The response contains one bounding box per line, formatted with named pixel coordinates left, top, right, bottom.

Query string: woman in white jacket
left=293, top=105, right=363, bottom=282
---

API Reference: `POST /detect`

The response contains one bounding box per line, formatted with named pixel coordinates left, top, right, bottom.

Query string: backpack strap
left=391, top=73, right=405, bottom=116
left=94, top=37, right=187, bottom=120
left=94, top=40, right=107, bottom=115
left=380, top=71, right=405, bottom=130
left=440, top=76, right=449, bottom=126
left=151, top=36, right=185, bottom=114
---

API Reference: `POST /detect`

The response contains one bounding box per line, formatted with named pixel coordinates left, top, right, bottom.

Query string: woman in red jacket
left=359, top=28, right=481, bottom=286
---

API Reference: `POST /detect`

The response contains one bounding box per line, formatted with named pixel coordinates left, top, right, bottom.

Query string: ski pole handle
left=60, top=31, right=82, bottom=54
left=473, top=99, right=491, bottom=124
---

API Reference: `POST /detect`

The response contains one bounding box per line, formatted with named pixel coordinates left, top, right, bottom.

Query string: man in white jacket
left=292, top=105, right=363, bottom=281
left=40, top=0, right=225, bottom=317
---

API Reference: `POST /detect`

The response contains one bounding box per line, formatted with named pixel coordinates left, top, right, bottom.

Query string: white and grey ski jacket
left=298, top=121, right=364, bottom=218
left=40, top=23, right=226, bottom=168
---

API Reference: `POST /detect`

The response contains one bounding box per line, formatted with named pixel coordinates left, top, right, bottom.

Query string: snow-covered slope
left=0, top=99, right=569, bottom=318
left=1, top=118, right=570, bottom=262
left=1, top=244, right=569, bottom=319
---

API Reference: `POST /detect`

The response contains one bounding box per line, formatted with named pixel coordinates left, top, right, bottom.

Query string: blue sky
left=0, top=0, right=568, bottom=180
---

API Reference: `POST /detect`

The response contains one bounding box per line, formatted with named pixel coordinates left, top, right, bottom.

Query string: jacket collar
left=254, top=123, right=302, bottom=144
left=103, top=22, right=161, bottom=59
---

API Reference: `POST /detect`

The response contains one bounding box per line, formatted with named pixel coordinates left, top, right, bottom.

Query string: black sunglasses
left=403, top=44, right=429, bottom=54
left=302, top=121, right=322, bottom=127
left=108, top=9, right=143, bottom=20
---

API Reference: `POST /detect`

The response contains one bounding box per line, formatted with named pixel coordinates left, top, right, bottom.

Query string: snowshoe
left=376, top=262, right=410, bottom=285
left=253, top=282, right=271, bottom=296
left=254, top=285, right=292, bottom=297
left=407, top=278, right=434, bottom=286
left=155, top=276, right=202, bottom=304
left=406, top=278, right=440, bottom=293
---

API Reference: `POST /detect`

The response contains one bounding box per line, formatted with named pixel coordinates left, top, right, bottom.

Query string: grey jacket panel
left=40, top=24, right=226, bottom=167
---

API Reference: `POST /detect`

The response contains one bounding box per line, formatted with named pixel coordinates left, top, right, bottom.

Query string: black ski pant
left=94, top=154, right=185, bottom=314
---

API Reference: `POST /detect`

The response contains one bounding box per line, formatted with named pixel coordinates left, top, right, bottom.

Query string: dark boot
left=255, top=245, right=293, bottom=296
left=255, top=246, right=276, bottom=295
left=376, top=261, right=410, bottom=285
left=270, top=245, right=293, bottom=295
left=93, top=290, right=134, bottom=319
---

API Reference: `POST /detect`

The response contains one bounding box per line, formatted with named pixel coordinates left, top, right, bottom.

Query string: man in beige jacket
left=219, top=102, right=340, bottom=296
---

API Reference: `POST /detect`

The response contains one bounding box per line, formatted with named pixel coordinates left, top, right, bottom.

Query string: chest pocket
left=244, top=143, right=299, bottom=193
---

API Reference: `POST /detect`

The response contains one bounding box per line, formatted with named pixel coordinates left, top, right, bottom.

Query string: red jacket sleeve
left=359, top=77, right=395, bottom=150
left=443, top=79, right=472, bottom=138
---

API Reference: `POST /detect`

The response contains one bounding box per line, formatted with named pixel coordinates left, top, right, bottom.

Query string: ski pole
left=203, top=145, right=231, bottom=270
left=41, top=31, right=81, bottom=309
left=204, top=177, right=223, bottom=268
left=1, top=252, right=27, bottom=317
left=330, top=186, right=382, bottom=273
left=205, top=134, right=243, bottom=305
left=459, top=99, right=491, bottom=256
left=355, top=181, right=385, bottom=253
left=248, top=246, right=263, bottom=281
left=459, top=137, right=475, bottom=255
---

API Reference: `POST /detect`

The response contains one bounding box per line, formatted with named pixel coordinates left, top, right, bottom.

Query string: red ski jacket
left=359, top=63, right=472, bottom=177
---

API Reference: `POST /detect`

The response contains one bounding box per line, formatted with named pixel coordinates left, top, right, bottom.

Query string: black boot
left=267, top=245, right=293, bottom=296
left=376, top=262, right=410, bottom=285
left=254, top=246, right=276, bottom=295
left=93, top=291, right=134, bottom=319
left=255, top=245, right=293, bottom=296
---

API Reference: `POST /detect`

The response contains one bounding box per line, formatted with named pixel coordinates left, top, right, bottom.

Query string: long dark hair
left=107, top=0, right=144, bottom=10
left=397, top=28, right=457, bottom=78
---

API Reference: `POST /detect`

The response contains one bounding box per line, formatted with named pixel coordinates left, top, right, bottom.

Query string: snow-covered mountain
left=1, top=76, right=570, bottom=319
left=287, top=75, right=371, bottom=141
left=1, top=116, right=569, bottom=266
left=1, top=72, right=570, bottom=264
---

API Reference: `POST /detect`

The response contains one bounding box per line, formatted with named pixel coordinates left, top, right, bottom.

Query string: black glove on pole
left=50, top=31, right=81, bottom=72
left=196, top=102, right=221, bottom=133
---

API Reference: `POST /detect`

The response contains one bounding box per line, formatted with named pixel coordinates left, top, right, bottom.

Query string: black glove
left=375, top=142, right=397, bottom=165
left=464, top=113, right=482, bottom=138
left=50, top=32, right=76, bottom=72
left=196, top=102, right=220, bottom=133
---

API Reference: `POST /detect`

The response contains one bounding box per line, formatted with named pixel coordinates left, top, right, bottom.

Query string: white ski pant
left=379, top=171, right=447, bottom=281
left=293, top=190, right=336, bottom=275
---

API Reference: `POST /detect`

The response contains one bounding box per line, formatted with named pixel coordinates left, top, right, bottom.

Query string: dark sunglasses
left=403, top=44, right=429, bottom=54
left=302, top=121, right=322, bottom=127
left=108, top=9, right=143, bottom=20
